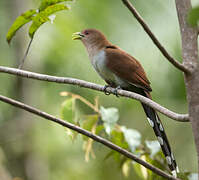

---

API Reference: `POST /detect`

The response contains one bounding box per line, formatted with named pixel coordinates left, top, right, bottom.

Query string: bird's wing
left=105, top=47, right=152, bottom=92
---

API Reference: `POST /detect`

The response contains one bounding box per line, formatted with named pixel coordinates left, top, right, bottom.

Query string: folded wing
left=105, top=47, right=152, bottom=92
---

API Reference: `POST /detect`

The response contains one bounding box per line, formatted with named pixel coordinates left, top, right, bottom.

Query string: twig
left=121, top=0, right=190, bottom=74
left=18, top=38, right=33, bottom=69
left=60, top=91, right=99, bottom=113
left=0, top=66, right=189, bottom=122
left=0, top=94, right=181, bottom=180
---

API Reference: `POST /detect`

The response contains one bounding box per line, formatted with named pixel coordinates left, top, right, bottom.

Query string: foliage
left=6, top=9, right=37, bottom=43
left=1, top=0, right=196, bottom=179
left=60, top=92, right=192, bottom=179
left=6, top=0, right=72, bottom=43
left=187, top=6, right=199, bottom=27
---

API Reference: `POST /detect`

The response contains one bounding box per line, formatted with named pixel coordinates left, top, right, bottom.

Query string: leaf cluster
left=59, top=91, right=195, bottom=179
left=6, top=0, right=72, bottom=43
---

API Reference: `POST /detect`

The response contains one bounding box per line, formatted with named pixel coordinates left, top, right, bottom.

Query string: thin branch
left=0, top=94, right=181, bottom=180
left=18, top=38, right=33, bottom=69
left=0, top=66, right=189, bottom=122
left=121, top=0, right=190, bottom=74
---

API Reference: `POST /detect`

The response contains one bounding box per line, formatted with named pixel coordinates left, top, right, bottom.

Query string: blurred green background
left=0, top=0, right=198, bottom=179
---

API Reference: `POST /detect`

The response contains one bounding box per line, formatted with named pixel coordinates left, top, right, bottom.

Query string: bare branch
left=0, top=66, right=189, bottom=122
left=18, top=38, right=33, bottom=69
left=121, top=0, right=190, bottom=74
left=0, top=94, right=181, bottom=180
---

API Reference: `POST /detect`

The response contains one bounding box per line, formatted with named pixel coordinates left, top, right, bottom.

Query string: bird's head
left=72, top=29, right=110, bottom=50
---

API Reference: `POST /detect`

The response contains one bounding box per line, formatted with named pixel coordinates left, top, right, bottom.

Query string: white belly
left=91, top=50, right=128, bottom=87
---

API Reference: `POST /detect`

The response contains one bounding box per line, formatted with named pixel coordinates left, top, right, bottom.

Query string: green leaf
left=61, top=98, right=78, bottom=140
left=60, top=97, right=74, bottom=123
left=109, top=129, right=128, bottom=162
left=176, top=173, right=189, bottom=180
left=100, top=106, right=119, bottom=135
left=121, top=126, right=141, bottom=153
left=133, top=156, right=148, bottom=180
left=122, top=160, right=131, bottom=177
left=39, top=0, right=72, bottom=11
left=6, top=9, right=37, bottom=43
left=145, top=140, right=161, bottom=158
left=111, top=129, right=128, bottom=149
left=133, top=155, right=166, bottom=180
left=187, top=6, right=199, bottom=26
left=81, top=115, right=99, bottom=161
left=29, top=4, right=69, bottom=38
left=133, top=163, right=143, bottom=179
left=82, top=114, right=98, bottom=140
left=144, top=153, right=166, bottom=180
left=168, top=172, right=192, bottom=180
left=82, top=115, right=98, bottom=131
left=95, top=125, right=104, bottom=135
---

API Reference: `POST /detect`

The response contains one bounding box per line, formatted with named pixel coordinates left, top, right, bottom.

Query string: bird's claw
left=113, top=86, right=121, bottom=97
left=103, top=85, right=111, bottom=95
left=103, top=85, right=121, bottom=97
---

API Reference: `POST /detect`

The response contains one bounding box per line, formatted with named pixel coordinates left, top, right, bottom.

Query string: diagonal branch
left=0, top=94, right=181, bottom=180
left=121, top=0, right=190, bottom=74
left=0, top=66, right=189, bottom=122
left=18, top=38, right=33, bottom=69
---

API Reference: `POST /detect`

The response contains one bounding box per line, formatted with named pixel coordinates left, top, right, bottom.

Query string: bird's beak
left=72, top=32, right=84, bottom=40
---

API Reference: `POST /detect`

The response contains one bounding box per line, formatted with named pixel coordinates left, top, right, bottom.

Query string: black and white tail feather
left=141, top=91, right=179, bottom=177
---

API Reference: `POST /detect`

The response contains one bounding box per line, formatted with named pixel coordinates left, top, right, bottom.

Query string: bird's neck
left=83, top=39, right=112, bottom=59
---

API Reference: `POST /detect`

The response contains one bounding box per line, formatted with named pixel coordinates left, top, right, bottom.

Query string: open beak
left=72, top=32, right=84, bottom=40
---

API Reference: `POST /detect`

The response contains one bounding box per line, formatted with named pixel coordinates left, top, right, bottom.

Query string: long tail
left=141, top=91, right=178, bottom=177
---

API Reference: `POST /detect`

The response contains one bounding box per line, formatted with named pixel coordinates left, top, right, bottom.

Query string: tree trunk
left=175, top=0, right=199, bottom=176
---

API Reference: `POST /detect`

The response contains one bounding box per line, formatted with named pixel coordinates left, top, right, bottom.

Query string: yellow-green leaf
left=144, top=154, right=166, bottom=180
left=122, top=160, right=131, bottom=177
left=29, top=4, right=69, bottom=38
left=111, top=129, right=128, bottom=149
left=82, top=115, right=98, bottom=131
left=6, top=9, right=37, bottom=43
left=39, top=0, right=72, bottom=11
left=82, top=114, right=98, bottom=140
left=110, top=129, right=129, bottom=162
left=61, top=97, right=74, bottom=123
left=133, top=156, right=148, bottom=180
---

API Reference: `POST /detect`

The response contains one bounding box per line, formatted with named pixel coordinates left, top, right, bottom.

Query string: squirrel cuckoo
left=72, top=29, right=178, bottom=176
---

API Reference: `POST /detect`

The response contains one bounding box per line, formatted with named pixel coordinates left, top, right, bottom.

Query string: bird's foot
left=103, top=85, right=111, bottom=95
left=113, top=86, right=122, bottom=97
left=103, top=85, right=122, bottom=97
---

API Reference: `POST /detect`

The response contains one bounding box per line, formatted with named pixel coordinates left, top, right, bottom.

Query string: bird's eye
left=84, top=31, right=89, bottom=35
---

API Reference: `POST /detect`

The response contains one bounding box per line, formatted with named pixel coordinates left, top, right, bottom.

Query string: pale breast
left=91, top=50, right=129, bottom=87
left=91, top=50, right=104, bottom=71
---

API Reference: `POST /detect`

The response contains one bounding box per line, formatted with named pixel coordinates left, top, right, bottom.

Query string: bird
left=72, top=28, right=178, bottom=176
